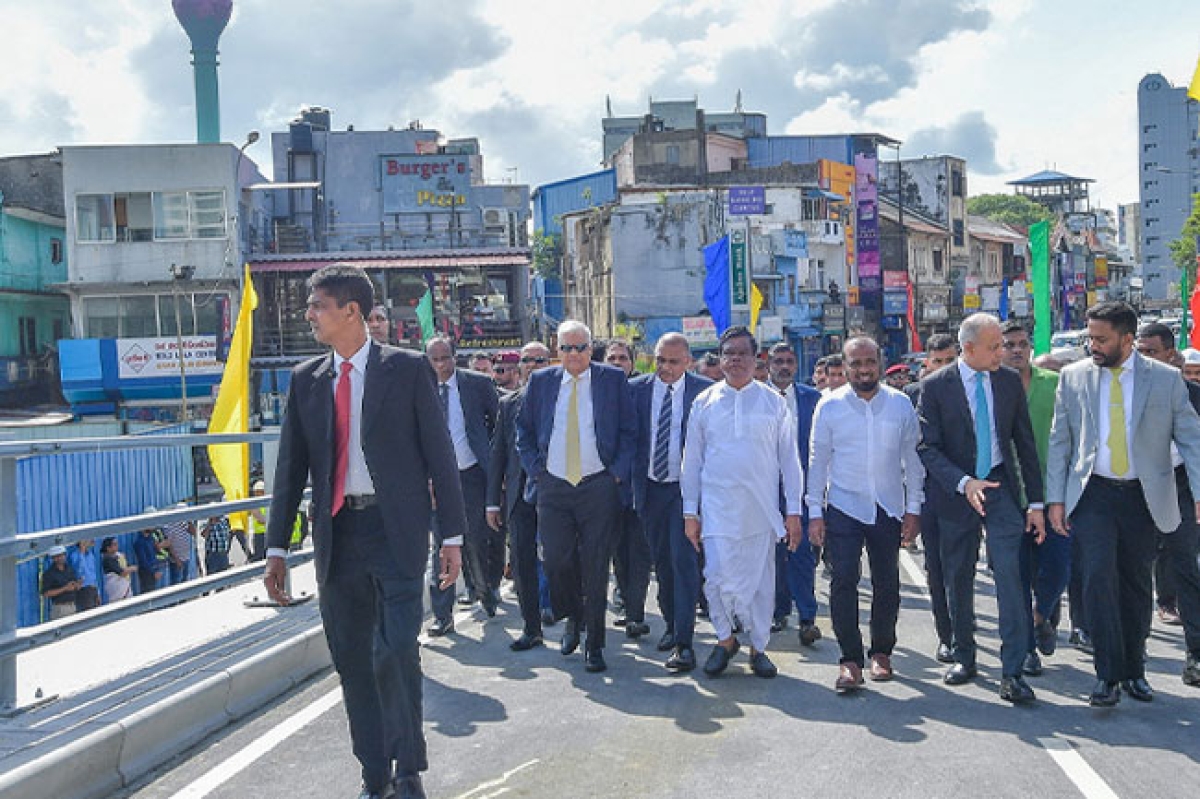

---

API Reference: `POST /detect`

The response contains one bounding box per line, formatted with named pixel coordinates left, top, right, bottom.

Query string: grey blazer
left=1045, top=351, right=1200, bottom=532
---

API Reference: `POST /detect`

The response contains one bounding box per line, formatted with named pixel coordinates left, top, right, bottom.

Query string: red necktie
left=331, top=361, right=353, bottom=517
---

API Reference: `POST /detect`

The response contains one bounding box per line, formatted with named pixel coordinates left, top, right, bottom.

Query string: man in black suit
left=264, top=265, right=465, bottom=799
left=425, top=335, right=500, bottom=634
left=903, top=333, right=959, bottom=664
left=486, top=340, right=552, bottom=651
left=917, top=313, right=1046, bottom=704
left=516, top=320, right=637, bottom=673
left=630, top=332, right=712, bottom=671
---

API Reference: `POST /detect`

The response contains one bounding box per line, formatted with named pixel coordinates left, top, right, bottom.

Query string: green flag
left=416, top=270, right=436, bottom=342
left=1030, top=220, right=1051, bottom=355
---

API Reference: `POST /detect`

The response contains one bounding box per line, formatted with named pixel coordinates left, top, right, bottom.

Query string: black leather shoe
left=481, top=593, right=498, bottom=618
left=732, top=616, right=744, bottom=634
left=561, top=619, right=580, bottom=655
left=798, top=620, right=822, bottom=647
left=1035, top=619, right=1057, bottom=656
left=1023, top=651, right=1044, bottom=676
left=935, top=643, right=954, bottom=664
left=426, top=618, right=454, bottom=637
left=392, top=772, right=425, bottom=799
left=1000, top=675, right=1036, bottom=704
left=657, top=631, right=677, bottom=652
left=358, top=782, right=395, bottom=799
left=1089, top=680, right=1120, bottom=707
left=510, top=632, right=544, bottom=652
left=1070, top=628, right=1094, bottom=655
left=943, top=663, right=977, bottom=686
left=540, top=609, right=557, bottom=627
left=613, top=615, right=629, bottom=627
left=703, top=640, right=740, bottom=677
left=1121, top=677, right=1154, bottom=702
left=666, top=645, right=696, bottom=673
left=625, top=620, right=650, bottom=639
left=1184, top=653, right=1200, bottom=686
left=750, top=651, right=778, bottom=678
left=770, top=615, right=788, bottom=633
left=584, top=649, right=607, bottom=672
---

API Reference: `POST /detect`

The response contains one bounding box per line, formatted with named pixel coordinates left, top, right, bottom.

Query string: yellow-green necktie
left=1108, top=366, right=1128, bottom=476
left=566, top=377, right=582, bottom=485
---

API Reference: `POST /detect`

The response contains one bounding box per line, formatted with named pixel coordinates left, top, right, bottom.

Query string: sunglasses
left=493, top=365, right=514, bottom=373
left=559, top=343, right=590, bottom=353
left=521, top=356, right=548, bottom=364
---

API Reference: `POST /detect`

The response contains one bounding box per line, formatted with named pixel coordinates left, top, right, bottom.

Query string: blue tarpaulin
left=703, top=237, right=731, bottom=335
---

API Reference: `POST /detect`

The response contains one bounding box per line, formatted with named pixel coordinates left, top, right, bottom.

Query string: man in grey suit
left=426, top=335, right=500, bottom=633
left=1047, top=301, right=1200, bottom=706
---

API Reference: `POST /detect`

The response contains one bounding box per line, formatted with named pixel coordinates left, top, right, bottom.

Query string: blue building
left=0, top=154, right=70, bottom=406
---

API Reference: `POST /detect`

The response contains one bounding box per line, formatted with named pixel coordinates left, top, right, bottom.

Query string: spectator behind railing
left=68, top=538, right=101, bottom=612
left=40, top=546, right=80, bottom=620
left=164, top=502, right=196, bottom=585
left=202, top=512, right=234, bottom=575
left=101, top=536, right=136, bottom=602
left=133, top=506, right=169, bottom=594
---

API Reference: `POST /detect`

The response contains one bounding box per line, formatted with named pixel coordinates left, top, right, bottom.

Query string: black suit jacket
left=267, top=343, right=468, bottom=585
left=487, top=386, right=526, bottom=520
left=449, top=368, right=499, bottom=475
left=629, top=372, right=712, bottom=512
left=917, top=362, right=1043, bottom=524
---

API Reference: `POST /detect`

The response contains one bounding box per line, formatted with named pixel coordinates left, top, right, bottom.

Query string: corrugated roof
left=1007, top=169, right=1094, bottom=185
left=967, top=214, right=1026, bottom=243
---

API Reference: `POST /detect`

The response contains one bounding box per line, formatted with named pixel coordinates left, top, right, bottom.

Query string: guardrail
left=0, top=431, right=289, bottom=710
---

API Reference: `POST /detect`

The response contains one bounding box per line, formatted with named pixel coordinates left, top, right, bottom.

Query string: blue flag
left=998, top=277, right=1009, bottom=320
left=703, top=237, right=731, bottom=334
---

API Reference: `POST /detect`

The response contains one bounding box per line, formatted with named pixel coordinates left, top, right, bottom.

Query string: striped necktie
left=652, top=384, right=673, bottom=481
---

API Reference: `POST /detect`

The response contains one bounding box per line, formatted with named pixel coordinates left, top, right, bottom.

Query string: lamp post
left=234, top=130, right=260, bottom=256
left=170, top=263, right=196, bottom=422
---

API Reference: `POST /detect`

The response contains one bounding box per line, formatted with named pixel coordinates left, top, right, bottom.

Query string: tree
left=531, top=229, right=560, bottom=279
left=966, top=193, right=1055, bottom=229
left=1167, top=193, right=1200, bottom=284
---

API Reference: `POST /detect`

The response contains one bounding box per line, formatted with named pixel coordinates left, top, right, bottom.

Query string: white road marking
left=172, top=686, right=344, bottom=799
left=1038, top=737, right=1121, bottom=799
left=451, top=759, right=540, bottom=799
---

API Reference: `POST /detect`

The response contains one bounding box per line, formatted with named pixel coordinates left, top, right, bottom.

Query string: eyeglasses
left=559, top=343, right=590, bottom=353
left=493, top=365, right=514, bottom=373
left=521, top=356, right=548, bottom=364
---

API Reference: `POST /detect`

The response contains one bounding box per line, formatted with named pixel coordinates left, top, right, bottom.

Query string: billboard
left=682, top=316, right=718, bottom=349
left=729, top=186, right=766, bottom=215
left=116, top=336, right=223, bottom=380
left=380, top=155, right=473, bottom=214
left=854, top=152, right=880, bottom=282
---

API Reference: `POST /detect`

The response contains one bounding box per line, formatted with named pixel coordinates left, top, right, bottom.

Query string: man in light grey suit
left=1047, top=301, right=1200, bottom=707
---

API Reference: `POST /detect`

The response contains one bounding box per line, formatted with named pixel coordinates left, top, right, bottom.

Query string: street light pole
left=170, top=263, right=196, bottom=422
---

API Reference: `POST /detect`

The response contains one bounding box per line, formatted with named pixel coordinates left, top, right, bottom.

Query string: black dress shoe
left=510, top=632, right=544, bottom=652
left=392, top=773, right=426, bottom=799
left=540, top=608, right=557, bottom=627
left=936, top=643, right=954, bottom=664
left=1184, top=653, right=1200, bottom=686
left=657, top=631, right=677, bottom=652
left=770, top=616, right=787, bottom=633
left=613, top=615, right=629, bottom=627
left=1035, top=620, right=1057, bottom=656
left=1121, top=677, right=1154, bottom=702
left=625, top=620, right=650, bottom=639
left=1023, top=651, right=1044, bottom=676
left=666, top=645, right=696, bottom=673
left=798, top=620, right=822, bottom=647
left=1000, top=675, right=1036, bottom=704
left=1089, top=680, right=1120, bottom=707
left=561, top=619, right=581, bottom=655
left=1071, top=628, right=1094, bottom=654
left=943, top=663, right=977, bottom=686
left=358, top=783, right=395, bottom=799
left=426, top=618, right=454, bottom=637
left=481, top=591, right=498, bottom=618
left=750, top=651, right=778, bottom=678
left=584, top=649, right=607, bottom=672
left=732, top=616, right=744, bottom=634
left=703, top=640, right=740, bottom=677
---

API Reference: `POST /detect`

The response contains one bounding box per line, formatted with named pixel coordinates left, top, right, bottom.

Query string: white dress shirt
left=774, top=381, right=799, bottom=420
left=1094, top=351, right=1138, bottom=479
left=957, top=360, right=1004, bottom=471
left=334, top=338, right=376, bottom=496
left=440, top=373, right=478, bottom=470
left=806, top=384, right=925, bottom=524
left=648, top=376, right=687, bottom=482
left=547, top=367, right=605, bottom=481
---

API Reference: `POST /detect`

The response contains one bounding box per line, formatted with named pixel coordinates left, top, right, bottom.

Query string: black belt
left=1091, top=475, right=1141, bottom=490
left=344, top=494, right=377, bottom=510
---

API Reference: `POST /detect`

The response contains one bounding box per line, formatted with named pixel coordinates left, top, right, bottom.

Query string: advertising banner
left=854, top=152, right=880, bottom=281
left=883, top=271, right=908, bottom=289
left=882, top=291, right=908, bottom=315
left=117, top=336, right=222, bottom=380
left=729, top=187, right=766, bottom=216
left=381, top=155, right=472, bottom=214
left=729, top=228, right=750, bottom=310
left=682, top=316, right=719, bottom=349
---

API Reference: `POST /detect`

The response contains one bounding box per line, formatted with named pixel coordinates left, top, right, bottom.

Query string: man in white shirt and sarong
left=682, top=326, right=804, bottom=678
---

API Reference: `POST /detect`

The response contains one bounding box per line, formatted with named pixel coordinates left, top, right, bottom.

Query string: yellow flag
left=207, top=264, right=258, bottom=531
left=750, top=283, right=765, bottom=334
left=1191, top=54, right=1200, bottom=103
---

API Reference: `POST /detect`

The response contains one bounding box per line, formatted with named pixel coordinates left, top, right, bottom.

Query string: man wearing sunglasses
left=492, top=351, right=522, bottom=393
left=517, top=322, right=637, bottom=673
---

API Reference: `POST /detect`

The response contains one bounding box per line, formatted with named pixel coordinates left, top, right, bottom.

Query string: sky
left=1, top=0, right=1198, bottom=211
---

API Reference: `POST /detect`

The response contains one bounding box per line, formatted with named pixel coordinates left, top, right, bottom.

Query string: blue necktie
left=652, top=384, right=673, bottom=481
left=974, top=371, right=992, bottom=478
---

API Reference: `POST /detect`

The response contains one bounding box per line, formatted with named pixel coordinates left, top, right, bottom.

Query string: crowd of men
left=262, top=264, right=1200, bottom=799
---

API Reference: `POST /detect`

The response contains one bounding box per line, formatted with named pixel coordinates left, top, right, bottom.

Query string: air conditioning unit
left=482, top=207, right=511, bottom=244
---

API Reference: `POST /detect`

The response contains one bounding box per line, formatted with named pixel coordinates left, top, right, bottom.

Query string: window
left=75, top=194, right=115, bottom=242
left=952, top=220, right=964, bottom=246
left=190, top=191, right=227, bottom=238
left=951, top=169, right=964, bottom=197
left=50, top=238, right=63, bottom=264
left=153, top=190, right=227, bottom=240
left=18, top=317, right=36, bottom=356
left=160, top=295, right=194, bottom=336
left=933, top=249, right=944, bottom=273
left=193, top=293, right=224, bottom=335
left=665, top=145, right=680, bottom=165
left=83, top=297, right=120, bottom=337
left=122, top=295, right=158, bottom=337
left=114, top=192, right=153, bottom=241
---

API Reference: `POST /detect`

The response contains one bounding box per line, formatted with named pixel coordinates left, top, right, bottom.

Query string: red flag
left=906, top=281, right=922, bottom=352
left=1190, top=287, right=1200, bottom=350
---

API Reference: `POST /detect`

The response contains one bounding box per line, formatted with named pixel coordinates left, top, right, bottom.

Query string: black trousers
left=538, top=472, right=621, bottom=652
left=940, top=472, right=1032, bottom=678
left=826, top=505, right=902, bottom=667
left=642, top=479, right=702, bottom=647
left=1156, top=469, right=1200, bottom=656
left=322, top=504, right=426, bottom=790
left=1071, top=477, right=1157, bottom=682
left=920, top=502, right=954, bottom=647
left=508, top=496, right=542, bottom=637
left=461, top=465, right=504, bottom=597
left=612, top=506, right=651, bottom=622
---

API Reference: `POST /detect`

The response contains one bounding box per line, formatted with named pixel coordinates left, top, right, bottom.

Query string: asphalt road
left=115, top=550, right=1200, bottom=799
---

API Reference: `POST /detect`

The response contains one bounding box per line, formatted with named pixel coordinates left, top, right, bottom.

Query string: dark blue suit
left=775, top=381, right=823, bottom=625
left=631, top=372, right=712, bottom=648
left=516, top=363, right=636, bottom=653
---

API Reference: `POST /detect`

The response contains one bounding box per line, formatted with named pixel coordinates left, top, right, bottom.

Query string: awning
left=251, top=254, right=531, bottom=273
left=245, top=181, right=322, bottom=191
left=803, top=188, right=845, bottom=202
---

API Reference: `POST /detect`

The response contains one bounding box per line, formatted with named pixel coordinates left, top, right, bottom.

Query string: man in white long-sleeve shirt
left=808, top=337, right=925, bottom=692
left=682, top=326, right=804, bottom=679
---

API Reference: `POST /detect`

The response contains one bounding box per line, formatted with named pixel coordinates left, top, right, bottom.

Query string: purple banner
left=729, top=186, right=766, bottom=216
left=854, top=153, right=880, bottom=280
